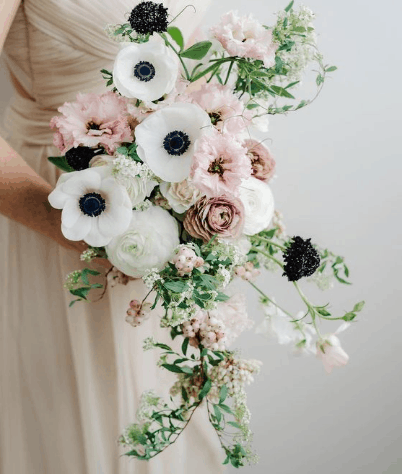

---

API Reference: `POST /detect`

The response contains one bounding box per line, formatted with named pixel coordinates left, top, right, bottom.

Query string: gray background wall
left=1, top=0, right=400, bottom=473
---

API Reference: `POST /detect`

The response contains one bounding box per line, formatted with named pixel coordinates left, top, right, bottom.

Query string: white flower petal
left=62, top=169, right=102, bottom=197
left=239, top=178, right=275, bottom=235
left=83, top=219, right=113, bottom=247
left=61, top=215, right=92, bottom=241
left=97, top=205, right=132, bottom=238
left=61, top=199, right=82, bottom=228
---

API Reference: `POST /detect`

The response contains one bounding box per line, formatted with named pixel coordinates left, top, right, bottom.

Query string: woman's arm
left=0, top=137, right=88, bottom=254
left=0, top=0, right=109, bottom=266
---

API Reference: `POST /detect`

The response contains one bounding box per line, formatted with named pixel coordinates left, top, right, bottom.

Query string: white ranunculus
left=113, top=40, right=178, bottom=102
left=48, top=167, right=132, bottom=247
left=159, top=179, right=202, bottom=214
left=135, top=103, right=211, bottom=182
left=238, top=177, right=274, bottom=235
left=105, top=205, right=180, bottom=278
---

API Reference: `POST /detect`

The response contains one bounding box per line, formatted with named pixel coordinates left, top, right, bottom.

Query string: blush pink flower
left=244, top=139, right=276, bottom=182
left=50, top=91, right=133, bottom=154
left=210, top=11, right=278, bottom=68
left=316, top=335, right=349, bottom=374
left=183, top=195, right=244, bottom=242
left=187, top=83, right=252, bottom=134
left=190, top=131, right=252, bottom=197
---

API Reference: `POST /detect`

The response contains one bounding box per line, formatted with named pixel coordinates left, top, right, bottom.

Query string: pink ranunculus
left=187, top=83, right=252, bottom=134
left=210, top=11, right=278, bottom=68
left=244, top=138, right=276, bottom=182
left=191, top=130, right=252, bottom=197
left=50, top=91, right=133, bottom=154
left=183, top=195, right=244, bottom=243
left=316, top=335, right=349, bottom=374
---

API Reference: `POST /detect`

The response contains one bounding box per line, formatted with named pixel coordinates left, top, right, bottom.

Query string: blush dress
left=0, top=1, right=224, bottom=473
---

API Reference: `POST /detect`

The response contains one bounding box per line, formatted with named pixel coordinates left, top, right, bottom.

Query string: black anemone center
left=79, top=192, right=106, bottom=217
left=134, top=61, right=155, bottom=82
left=163, top=131, right=191, bottom=156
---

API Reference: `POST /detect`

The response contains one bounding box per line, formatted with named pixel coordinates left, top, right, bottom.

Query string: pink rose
left=244, top=139, right=276, bottom=182
left=183, top=195, right=244, bottom=243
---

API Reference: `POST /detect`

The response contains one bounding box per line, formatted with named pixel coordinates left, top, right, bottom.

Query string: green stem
left=250, top=236, right=287, bottom=252
left=224, top=59, right=235, bottom=85
left=161, top=34, right=190, bottom=81
left=249, top=281, right=293, bottom=318
left=250, top=246, right=284, bottom=268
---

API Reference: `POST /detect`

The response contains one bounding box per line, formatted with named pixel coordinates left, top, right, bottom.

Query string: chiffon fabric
left=0, top=1, right=224, bottom=473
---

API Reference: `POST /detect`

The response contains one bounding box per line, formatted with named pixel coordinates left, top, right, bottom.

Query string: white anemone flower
left=105, top=205, right=180, bottom=278
left=135, top=103, right=211, bottom=182
left=113, top=40, right=178, bottom=102
left=48, top=167, right=132, bottom=247
left=238, top=177, right=274, bottom=235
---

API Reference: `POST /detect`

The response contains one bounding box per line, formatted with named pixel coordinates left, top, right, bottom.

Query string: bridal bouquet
left=48, top=1, right=364, bottom=468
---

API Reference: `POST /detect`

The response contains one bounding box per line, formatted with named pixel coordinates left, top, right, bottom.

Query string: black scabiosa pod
left=128, top=1, right=169, bottom=35
left=283, top=236, right=320, bottom=282
left=65, top=146, right=103, bottom=171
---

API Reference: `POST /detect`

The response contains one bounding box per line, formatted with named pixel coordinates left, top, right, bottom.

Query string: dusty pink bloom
left=183, top=195, right=244, bottom=242
left=244, top=139, right=276, bottom=182
left=316, top=335, right=349, bottom=374
left=50, top=91, right=133, bottom=154
left=187, top=83, right=252, bottom=134
left=210, top=11, right=278, bottom=68
left=191, top=131, right=252, bottom=197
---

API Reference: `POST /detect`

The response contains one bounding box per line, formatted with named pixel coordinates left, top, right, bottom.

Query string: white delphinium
left=238, top=177, right=275, bottom=235
left=113, top=39, right=178, bottom=101
left=316, top=323, right=350, bottom=374
left=256, top=302, right=315, bottom=354
left=106, top=206, right=179, bottom=278
left=48, top=167, right=132, bottom=247
left=135, top=103, right=211, bottom=182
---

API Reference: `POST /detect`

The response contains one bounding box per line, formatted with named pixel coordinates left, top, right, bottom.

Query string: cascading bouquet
left=47, top=0, right=364, bottom=468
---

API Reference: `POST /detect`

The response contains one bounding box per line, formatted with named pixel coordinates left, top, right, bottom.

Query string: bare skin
left=0, top=0, right=110, bottom=268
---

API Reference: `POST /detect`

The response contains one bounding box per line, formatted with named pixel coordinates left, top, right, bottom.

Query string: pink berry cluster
left=126, top=299, right=152, bottom=327
left=172, top=245, right=205, bottom=276
left=182, top=309, right=227, bottom=351
left=234, top=261, right=260, bottom=281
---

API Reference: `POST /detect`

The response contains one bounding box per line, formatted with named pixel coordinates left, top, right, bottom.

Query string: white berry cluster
left=126, top=299, right=152, bottom=327
left=172, top=245, right=204, bottom=276
left=208, top=358, right=262, bottom=400
left=182, top=309, right=227, bottom=351
left=234, top=261, right=261, bottom=281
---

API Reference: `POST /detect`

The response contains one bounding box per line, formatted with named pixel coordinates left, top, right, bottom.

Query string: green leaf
left=181, top=41, right=212, bottom=60
left=343, top=312, right=356, bottom=322
left=167, top=26, right=184, bottom=50
left=215, top=292, right=230, bottom=303
left=163, top=280, right=188, bottom=293
left=69, top=299, right=81, bottom=308
left=316, top=74, right=324, bottom=86
left=353, top=301, right=365, bottom=312
left=284, top=0, right=294, bottom=12
left=197, top=274, right=219, bottom=290
left=180, top=366, right=193, bottom=375
left=70, top=287, right=91, bottom=299
left=316, top=307, right=331, bottom=317
left=155, top=343, right=172, bottom=351
left=198, top=379, right=212, bottom=400
left=219, top=403, right=233, bottom=414
left=182, top=337, right=189, bottom=356
left=48, top=156, right=74, bottom=173
left=161, top=364, right=183, bottom=374
left=181, top=387, right=188, bottom=402
left=213, top=404, right=222, bottom=423
left=271, top=85, right=295, bottom=99
left=227, top=421, right=241, bottom=429
left=219, top=385, right=228, bottom=404
left=223, top=456, right=230, bottom=465
left=325, top=66, right=338, bottom=72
